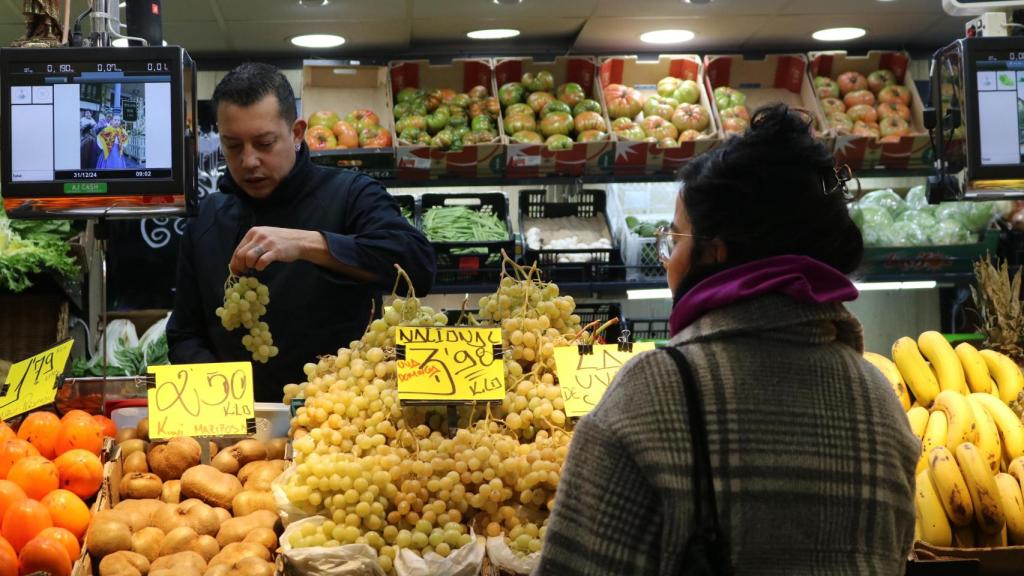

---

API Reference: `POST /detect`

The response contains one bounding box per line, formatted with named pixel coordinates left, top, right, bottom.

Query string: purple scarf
left=668, top=255, right=859, bottom=336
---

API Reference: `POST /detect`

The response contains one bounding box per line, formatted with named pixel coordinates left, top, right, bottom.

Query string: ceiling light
left=812, top=27, right=867, bottom=41
left=640, top=29, right=696, bottom=44
left=298, top=0, right=330, bottom=6
left=627, top=288, right=672, bottom=300
left=290, top=34, right=345, bottom=48
left=466, top=28, right=520, bottom=39
left=854, top=281, right=937, bottom=292
left=112, top=38, right=168, bottom=47
left=493, top=0, right=523, bottom=4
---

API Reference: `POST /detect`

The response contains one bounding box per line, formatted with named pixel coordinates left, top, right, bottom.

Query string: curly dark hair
left=678, top=103, right=863, bottom=275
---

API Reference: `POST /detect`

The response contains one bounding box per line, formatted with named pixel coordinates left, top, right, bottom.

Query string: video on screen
left=77, top=82, right=146, bottom=170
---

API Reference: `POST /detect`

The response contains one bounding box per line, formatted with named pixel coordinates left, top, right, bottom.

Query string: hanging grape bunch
left=216, top=274, right=279, bottom=363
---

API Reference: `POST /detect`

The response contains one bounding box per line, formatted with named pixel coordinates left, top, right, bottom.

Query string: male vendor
left=167, top=63, right=435, bottom=401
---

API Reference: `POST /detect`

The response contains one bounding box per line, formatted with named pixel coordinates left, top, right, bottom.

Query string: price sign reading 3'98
left=395, top=327, right=505, bottom=402
left=147, top=362, right=255, bottom=439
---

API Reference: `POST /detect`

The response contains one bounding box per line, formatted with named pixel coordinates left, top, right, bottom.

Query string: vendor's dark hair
left=678, top=103, right=863, bottom=275
left=212, top=62, right=297, bottom=124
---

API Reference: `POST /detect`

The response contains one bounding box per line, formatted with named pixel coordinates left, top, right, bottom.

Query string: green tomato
left=471, top=115, right=493, bottom=132
left=541, top=100, right=572, bottom=118
left=396, top=87, right=425, bottom=104
left=499, top=82, right=526, bottom=107
left=573, top=99, right=602, bottom=116
left=425, top=110, right=450, bottom=134
left=545, top=134, right=574, bottom=151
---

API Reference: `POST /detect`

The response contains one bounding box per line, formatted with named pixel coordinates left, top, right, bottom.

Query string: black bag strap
left=663, top=346, right=726, bottom=544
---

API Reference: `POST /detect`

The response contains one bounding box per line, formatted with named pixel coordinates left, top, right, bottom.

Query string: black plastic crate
left=519, top=189, right=624, bottom=284
left=443, top=302, right=625, bottom=343
left=393, top=194, right=416, bottom=226
left=628, top=318, right=671, bottom=342
left=420, top=192, right=515, bottom=285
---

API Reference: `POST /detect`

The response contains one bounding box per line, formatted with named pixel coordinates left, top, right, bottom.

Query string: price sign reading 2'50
left=395, top=327, right=505, bottom=403
left=147, top=362, right=255, bottom=439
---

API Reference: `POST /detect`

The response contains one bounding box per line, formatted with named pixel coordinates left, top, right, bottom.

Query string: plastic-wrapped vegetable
left=848, top=203, right=864, bottom=228
left=904, top=185, right=933, bottom=214
left=929, top=219, right=973, bottom=245
left=859, top=189, right=906, bottom=217
left=897, top=210, right=937, bottom=230
left=883, top=221, right=930, bottom=247
left=858, top=206, right=894, bottom=246
left=933, top=203, right=967, bottom=226
left=961, top=202, right=996, bottom=233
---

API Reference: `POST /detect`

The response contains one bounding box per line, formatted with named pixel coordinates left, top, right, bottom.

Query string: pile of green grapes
left=216, top=275, right=278, bottom=363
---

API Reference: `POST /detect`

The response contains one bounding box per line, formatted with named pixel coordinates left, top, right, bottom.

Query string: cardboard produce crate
left=599, top=55, right=719, bottom=176
left=809, top=51, right=931, bottom=171
left=911, top=541, right=1021, bottom=575
left=300, top=62, right=396, bottom=179
left=704, top=53, right=830, bottom=144
left=494, top=56, right=614, bottom=177
left=389, top=59, right=505, bottom=179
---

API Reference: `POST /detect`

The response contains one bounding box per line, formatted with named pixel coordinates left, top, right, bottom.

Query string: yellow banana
left=864, top=351, right=912, bottom=411
left=916, top=470, right=953, bottom=546
left=923, top=410, right=949, bottom=460
left=977, top=525, right=1008, bottom=547
left=994, top=473, right=1024, bottom=545
left=953, top=523, right=976, bottom=547
left=932, top=390, right=978, bottom=451
left=971, top=392, right=1024, bottom=464
left=956, top=342, right=995, bottom=394
left=992, top=378, right=1002, bottom=400
left=1009, top=456, right=1024, bottom=487
left=979, top=349, right=1024, bottom=406
left=920, top=331, right=969, bottom=394
left=967, top=394, right=1002, bottom=474
left=955, top=442, right=1007, bottom=535
left=926, top=445, right=975, bottom=527
left=893, top=337, right=941, bottom=407
left=907, top=406, right=930, bottom=441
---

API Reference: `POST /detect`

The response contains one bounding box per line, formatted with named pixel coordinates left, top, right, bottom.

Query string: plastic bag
left=858, top=206, right=894, bottom=247
left=904, top=185, right=931, bottom=212
left=961, top=202, right=996, bottom=233
left=859, top=189, right=906, bottom=217
left=929, top=219, right=974, bottom=245
left=394, top=534, right=485, bottom=576
left=279, top=516, right=386, bottom=576
left=882, top=221, right=929, bottom=247
left=486, top=536, right=540, bottom=575
left=87, top=319, right=139, bottom=373
left=272, top=462, right=319, bottom=526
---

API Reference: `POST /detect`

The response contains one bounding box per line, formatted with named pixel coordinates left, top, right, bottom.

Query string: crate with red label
left=493, top=56, right=615, bottom=177
left=598, top=55, right=720, bottom=176
left=808, top=51, right=931, bottom=171
left=301, top=62, right=397, bottom=177
left=704, top=53, right=830, bottom=144
left=388, top=59, right=505, bottom=180
left=419, top=192, right=515, bottom=286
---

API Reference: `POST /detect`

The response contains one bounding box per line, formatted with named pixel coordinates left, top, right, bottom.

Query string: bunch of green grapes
left=363, top=296, right=449, bottom=350
left=216, top=276, right=278, bottom=363
left=507, top=521, right=548, bottom=555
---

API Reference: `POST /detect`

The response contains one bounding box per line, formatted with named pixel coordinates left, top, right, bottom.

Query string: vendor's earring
left=295, top=143, right=301, bottom=151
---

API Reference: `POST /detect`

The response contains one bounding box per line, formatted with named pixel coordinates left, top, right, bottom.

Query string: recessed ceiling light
left=466, top=28, right=520, bottom=39
left=112, top=38, right=168, bottom=47
left=298, top=0, right=330, bottom=6
left=640, top=29, right=696, bottom=44
left=290, top=34, right=345, bottom=48
left=812, top=27, right=867, bottom=41
left=493, top=0, right=522, bottom=4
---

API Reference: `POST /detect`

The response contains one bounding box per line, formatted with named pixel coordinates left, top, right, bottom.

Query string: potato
left=130, top=526, right=164, bottom=562
left=161, top=479, right=181, bottom=503
left=211, top=440, right=267, bottom=475
left=159, top=526, right=200, bottom=557
left=99, top=551, right=150, bottom=576
left=231, top=490, right=275, bottom=517
left=152, top=500, right=220, bottom=536
left=241, top=528, right=277, bottom=553
left=208, top=542, right=270, bottom=568
left=194, top=535, right=221, bottom=562
left=213, top=507, right=231, bottom=524
left=123, top=451, right=149, bottom=474
left=215, top=510, right=279, bottom=547
left=237, top=460, right=286, bottom=489
left=114, top=499, right=164, bottom=529
left=118, top=439, right=148, bottom=458
left=204, top=557, right=275, bottom=576
left=120, top=472, right=163, bottom=500
left=136, top=417, right=149, bottom=440
left=151, top=551, right=206, bottom=574
left=115, top=428, right=138, bottom=443
left=181, top=465, right=243, bottom=510
left=265, top=438, right=287, bottom=461
left=87, top=518, right=133, bottom=558
left=152, top=570, right=202, bottom=576
left=149, top=437, right=201, bottom=481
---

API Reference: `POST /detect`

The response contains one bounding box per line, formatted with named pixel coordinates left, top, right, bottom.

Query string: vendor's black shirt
left=166, top=146, right=436, bottom=401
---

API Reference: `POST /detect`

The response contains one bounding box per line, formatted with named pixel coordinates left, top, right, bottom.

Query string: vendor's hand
left=230, top=226, right=322, bottom=274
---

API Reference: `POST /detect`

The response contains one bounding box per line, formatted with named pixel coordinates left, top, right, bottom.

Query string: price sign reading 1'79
left=395, top=327, right=505, bottom=403
left=0, top=340, right=74, bottom=421
left=147, top=362, right=255, bottom=439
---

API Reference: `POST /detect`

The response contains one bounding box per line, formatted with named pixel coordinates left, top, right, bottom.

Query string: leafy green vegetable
left=0, top=210, right=78, bottom=292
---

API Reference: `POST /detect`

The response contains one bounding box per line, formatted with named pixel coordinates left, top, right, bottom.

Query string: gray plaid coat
left=535, top=294, right=919, bottom=575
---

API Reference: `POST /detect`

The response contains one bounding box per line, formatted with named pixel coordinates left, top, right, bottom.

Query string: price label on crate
left=0, top=339, right=74, bottom=421
left=553, top=342, right=656, bottom=418
left=147, top=362, right=255, bottom=439
left=395, top=327, right=505, bottom=403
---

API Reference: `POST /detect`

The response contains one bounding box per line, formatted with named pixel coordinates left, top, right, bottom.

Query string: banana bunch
left=916, top=442, right=1024, bottom=548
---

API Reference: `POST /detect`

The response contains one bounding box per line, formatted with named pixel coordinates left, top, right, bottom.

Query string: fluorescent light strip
left=627, top=288, right=673, bottom=300
left=854, top=281, right=938, bottom=292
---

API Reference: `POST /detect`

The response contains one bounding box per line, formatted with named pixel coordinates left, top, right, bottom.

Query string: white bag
left=394, top=534, right=485, bottom=576
left=279, top=516, right=386, bottom=576
left=486, top=536, right=540, bottom=575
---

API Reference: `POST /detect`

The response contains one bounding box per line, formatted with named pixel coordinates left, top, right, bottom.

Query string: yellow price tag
left=553, top=343, right=656, bottom=418
left=395, top=327, right=505, bottom=402
left=147, top=362, right=255, bottom=439
left=0, top=339, right=74, bottom=421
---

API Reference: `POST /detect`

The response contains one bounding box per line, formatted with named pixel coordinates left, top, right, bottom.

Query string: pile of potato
left=86, top=418, right=288, bottom=576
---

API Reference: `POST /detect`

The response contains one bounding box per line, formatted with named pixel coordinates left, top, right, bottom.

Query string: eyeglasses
left=655, top=226, right=703, bottom=264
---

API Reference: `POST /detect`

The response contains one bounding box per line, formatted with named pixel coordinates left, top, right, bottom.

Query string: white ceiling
left=0, top=0, right=971, bottom=58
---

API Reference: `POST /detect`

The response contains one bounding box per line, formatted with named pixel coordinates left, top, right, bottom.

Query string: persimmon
left=17, top=535, right=69, bottom=576
left=0, top=424, right=14, bottom=444
left=58, top=410, right=91, bottom=423
left=2, top=499, right=51, bottom=552
left=34, top=528, right=78, bottom=564
left=92, top=415, right=117, bottom=438
left=0, top=482, right=26, bottom=523
left=16, top=413, right=60, bottom=459
left=39, top=490, right=89, bottom=540
left=53, top=450, right=102, bottom=500
left=0, top=537, right=16, bottom=576
left=54, top=416, right=103, bottom=457
left=7, top=457, right=58, bottom=500
left=0, top=441, right=38, bottom=480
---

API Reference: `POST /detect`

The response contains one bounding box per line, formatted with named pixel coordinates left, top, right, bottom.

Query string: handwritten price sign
left=395, top=327, right=505, bottom=403
left=0, top=340, right=74, bottom=421
left=147, top=362, right=255, bottom=439
left=553, top=343, right=655, bottom=418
